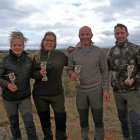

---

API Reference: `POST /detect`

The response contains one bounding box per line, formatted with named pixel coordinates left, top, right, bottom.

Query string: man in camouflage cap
left=107, top=23, right=140, bottom=140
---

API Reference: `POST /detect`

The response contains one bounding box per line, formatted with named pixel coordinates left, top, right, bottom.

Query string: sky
left=0, top=0, right=140, bottom=50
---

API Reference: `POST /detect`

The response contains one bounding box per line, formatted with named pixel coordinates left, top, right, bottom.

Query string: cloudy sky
left=0, top=0, right=140, bottom=50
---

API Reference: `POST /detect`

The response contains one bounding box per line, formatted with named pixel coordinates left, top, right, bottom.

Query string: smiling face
left=11, top=39, right=24, bottom=56
left=114, top=27, right=129, bottom=43
left=78, top=26, right=93, bottom=47
left=43, top=35, right=56, bottom=51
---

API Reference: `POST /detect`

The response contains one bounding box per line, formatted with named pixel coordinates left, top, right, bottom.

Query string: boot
left=55, top=130, right=67, bottom=140
left=81, top=127, right=89, bottom=140
left=43, top=128, right=53, bottom=140
left=94, top=127, right=104, bottom=140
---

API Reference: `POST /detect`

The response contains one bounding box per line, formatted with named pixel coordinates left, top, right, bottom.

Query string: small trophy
left=74, top=65, right=81, bottom=86
left=40, top=61, right=48, bottom=81
left=127, top=65, right=134, bottom=79
left=8, top=73, right=16, bottom=85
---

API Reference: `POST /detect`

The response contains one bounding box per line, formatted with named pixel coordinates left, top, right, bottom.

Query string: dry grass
left=0, top=78, right=124, bottom=140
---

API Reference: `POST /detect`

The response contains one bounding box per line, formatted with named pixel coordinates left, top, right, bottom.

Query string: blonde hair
left=10, top=31, right=28, bottom=46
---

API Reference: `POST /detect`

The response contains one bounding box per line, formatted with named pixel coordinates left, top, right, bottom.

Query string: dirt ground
left=0, top=89, right=124, bottom=140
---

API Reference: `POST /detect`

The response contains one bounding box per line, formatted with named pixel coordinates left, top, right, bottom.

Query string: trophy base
left=75, top=79, right=80, bottom=86
left=42, top=77, right=48, bottom=81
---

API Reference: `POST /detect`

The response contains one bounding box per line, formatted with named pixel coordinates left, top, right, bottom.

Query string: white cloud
left=0, top=0, right=140, bottom=50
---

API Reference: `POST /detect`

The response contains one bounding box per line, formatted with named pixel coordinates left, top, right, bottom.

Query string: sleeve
left=99, top=49, right=109, bottom=91
left=62, top=51, right=68, bottom=66
left=106, top=48, right=112, bottom=71
left=67, top=53, right=75, bottom=77
left=31, top=56, right=42, bottom=80
left=134, top=47, right=140, bottom=86
left=0, top=57, right=9, bottom=88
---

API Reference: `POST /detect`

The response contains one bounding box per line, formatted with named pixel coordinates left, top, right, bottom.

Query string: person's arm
left=67, top=53, right=78, bottom=81
left=127, top=47, right=140, bottom=86
left=0, top=57, right=9, bottom=88
left=99, top=49, right=110, bottom=101
left=31, top=56, right=42, bottom=80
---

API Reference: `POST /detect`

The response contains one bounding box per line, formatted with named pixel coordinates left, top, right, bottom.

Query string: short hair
left=79, top=26, right=92, bottom=35
left=114, top=23, right=128, bottom=33
left=67, top=46, right=75, bottom=50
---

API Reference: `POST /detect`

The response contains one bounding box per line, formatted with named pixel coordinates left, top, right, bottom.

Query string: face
left=79, top=27, right=93, bottom=46
left=67, top=47, right=75, bottom=54
left=11, top=39, right=24, bottom=56
left=114, top=27, right=129, bottom=43
left=43, top=35, right=55, bottom=51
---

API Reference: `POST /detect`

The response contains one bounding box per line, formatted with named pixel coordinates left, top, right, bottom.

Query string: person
left=32, top=31, right=68, bottom=140
left=67, top=46, right=75, bottom=56
left=0, top=31, right=38, bottom=140
left=107, top=23, right=140, bottom=140
left=67, top=26, right=110, bottom=140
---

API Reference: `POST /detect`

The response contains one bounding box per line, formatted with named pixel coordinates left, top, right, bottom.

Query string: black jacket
left=0, top=50, right=32, bottom=101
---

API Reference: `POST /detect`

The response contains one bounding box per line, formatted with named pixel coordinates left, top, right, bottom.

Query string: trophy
left=74, top=65, right=81, bottom=86
left=8, top=73, right=16, bottom=85
left=127, top=65, right=134, bottom=79
left=40, top=61, right=48, bottom=81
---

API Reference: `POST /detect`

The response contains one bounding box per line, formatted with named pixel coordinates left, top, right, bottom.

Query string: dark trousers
left=76, top=86, right=104, bottom=140
left=33, top=94, right=67, bottom=140
left=114, top=91, right=140, bottom=140
left=2, top=97, right=38, bottom=140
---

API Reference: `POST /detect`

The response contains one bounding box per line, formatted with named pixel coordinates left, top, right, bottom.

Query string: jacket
left=0, top=50, right=32, bottom=101
left=32, top=49, right=68, bottom=96
left=107, top=40, right=140, bottom=92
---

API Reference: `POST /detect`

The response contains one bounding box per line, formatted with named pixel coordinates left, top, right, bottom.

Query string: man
left=107, top=23, right=140, bottom=140
left=67, top=26, right=110, bottom=140
left=67, top=46, right=75, bottom=56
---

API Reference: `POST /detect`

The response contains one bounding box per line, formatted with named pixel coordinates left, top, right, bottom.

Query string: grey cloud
left=101, top=30, right=113, bottom=36
left=110, top=0, right=140, bottom=10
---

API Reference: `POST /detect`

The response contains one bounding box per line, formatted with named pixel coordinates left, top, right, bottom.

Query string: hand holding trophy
left=7, top=73, right=18, bottom=92
left=127, top=65, right=134, bottom=79
left=125, top=65, right=134, bottom=85
left=8, top=73, right=16, bottom=85
left=40, top=61, right=48, bottom=81
left=74, top=65, right=81, bottom=86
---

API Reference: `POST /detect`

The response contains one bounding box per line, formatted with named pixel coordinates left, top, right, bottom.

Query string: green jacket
left=32, top=49, right=68, bottom=96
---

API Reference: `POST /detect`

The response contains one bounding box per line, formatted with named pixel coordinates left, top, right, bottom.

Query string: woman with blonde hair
left=0, top=31, right=38, bottom=140
left=32, top=31, right=68, bottom=140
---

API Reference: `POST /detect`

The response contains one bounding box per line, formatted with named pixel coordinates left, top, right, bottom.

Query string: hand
left=71, top=72, right=78, bottom=81
left=7, top=83, right=18, bottom=93
left=124, top=78, right=134, bottom=86
left=103, top=90, right=110, bottom=102
left=40, top=69, right=47, bottom=77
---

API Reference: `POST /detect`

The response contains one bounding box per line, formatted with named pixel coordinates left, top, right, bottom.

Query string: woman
left=0, top=31, right=38, bottom=140
left=32, top=31, right=68, bottom=140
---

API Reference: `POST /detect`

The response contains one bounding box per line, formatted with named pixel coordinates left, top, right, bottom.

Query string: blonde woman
left=32, top=31, right=68, bottom=140
left=0, top=31, right=38, bottom=140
